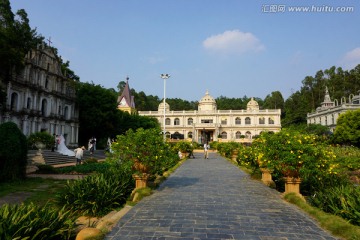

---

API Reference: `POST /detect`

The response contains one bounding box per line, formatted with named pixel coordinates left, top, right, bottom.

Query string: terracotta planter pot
left=133, top=173, right=150, bottom=189
left=260, top=168, right=275, bottom=187
left=284, top=177, right=302, bottom=195
left=231, top=150, right=238, bottom=162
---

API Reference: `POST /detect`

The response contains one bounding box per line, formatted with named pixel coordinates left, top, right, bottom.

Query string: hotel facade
left=138, top=91, right=282, bottom=144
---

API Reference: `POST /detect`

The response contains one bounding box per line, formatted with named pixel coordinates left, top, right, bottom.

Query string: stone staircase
left=28, top=149, right=107, bottom=166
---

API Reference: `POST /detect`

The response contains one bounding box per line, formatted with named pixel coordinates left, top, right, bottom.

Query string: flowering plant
left=109, top=128, right=178, bottom=176
left=254, top=130, right=335, bottom=178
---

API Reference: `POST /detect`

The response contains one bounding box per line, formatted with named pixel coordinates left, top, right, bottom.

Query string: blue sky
left=10, top=0, right=360, bottom=102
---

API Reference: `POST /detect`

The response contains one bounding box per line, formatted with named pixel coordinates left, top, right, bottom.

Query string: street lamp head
left=160, top=74, right=170, bottom=79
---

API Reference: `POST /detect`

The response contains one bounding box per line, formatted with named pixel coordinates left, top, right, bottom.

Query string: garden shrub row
left=228, top=129, right=360, bottom=226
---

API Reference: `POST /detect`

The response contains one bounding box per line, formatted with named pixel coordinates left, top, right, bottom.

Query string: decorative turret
left=117, top=77, right=136, bottom=113
left=198, top=90, right=217, bottom=112
left=247, top=97, right=259, bottom=111
left=158, top=101, right=170, bottom=112
left=319, top=86, right=334, bottom=110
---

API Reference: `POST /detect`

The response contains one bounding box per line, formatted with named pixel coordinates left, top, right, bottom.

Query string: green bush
left=309, top=184, right=360, bottom=226
left=27, top=132, right=54, bottom=150
left=216, top=142, right=240, bottom=158
left=0, top=122, right=28, bottom=182
left=56, top=165, right=134, bottom=216
left=108, top=128, right=179, bottom=176
left=0, top=202, right=78, bottom=240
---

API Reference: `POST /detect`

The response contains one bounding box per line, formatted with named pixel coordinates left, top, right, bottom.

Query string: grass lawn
left=0, top=177, right=71, bottom=207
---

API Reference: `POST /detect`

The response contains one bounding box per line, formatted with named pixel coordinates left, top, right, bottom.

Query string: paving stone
left=106, top=152, right=339, bottom=240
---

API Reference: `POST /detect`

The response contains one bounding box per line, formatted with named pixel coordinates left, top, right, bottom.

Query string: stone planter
left=181, top=152, right=189, bottom=159
left=133, top=173, right=150, bottom=189
left=284, top=177, right=302, bottom=196
left=231, top=150, right=238, bottom=162
left=260, top=168, right=275, bottom=187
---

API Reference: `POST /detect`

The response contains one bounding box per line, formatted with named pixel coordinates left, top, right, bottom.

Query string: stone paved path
left=106, top=152, right=338, bottom=240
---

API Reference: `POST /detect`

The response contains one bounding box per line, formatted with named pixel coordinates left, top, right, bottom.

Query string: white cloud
left=203, top=30, right=265, bottom=55
left=340, top=47, right=360, bottom=69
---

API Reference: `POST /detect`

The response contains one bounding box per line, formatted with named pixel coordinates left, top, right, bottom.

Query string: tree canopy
left=333, top=109, right=360, bottom=147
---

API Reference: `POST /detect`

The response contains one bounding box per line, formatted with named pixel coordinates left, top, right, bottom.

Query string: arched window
left=10, top=92, right=18, bottom=111
left=165, top=132, right=171, bottom=139
left=268, top=117, right=274, bottom=124
left=187, top=118, right=193, bottom=125
left=245, top=117, right=251, bottom=125
left=64, top=106, right=69, bottom=120
left=174, top=118, right=180, bottom=125
left=221, top=131, right=228, bottom=139
left=259, top=117, right=265, bottom=124
left=235, top=131, right=241, bottom=139
left=235, top=117, right=241, bottom=125
left=41, top=99, right=47, bottom=116
left=26, top=97, right=31, bottom=109
left=245, top=131, right=251, bottom=139
left=332, top=114, right=334, bottom=124
left=45, top=77, right=49, bottom=89
left=188, top=132, right=193, bottom=138
left=165, top=118, right=171, bottom=125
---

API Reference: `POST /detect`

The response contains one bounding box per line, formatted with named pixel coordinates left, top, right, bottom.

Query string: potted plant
left=111, top=128, right=171, bottom=189
left=258, top=130, right=334, bottom=195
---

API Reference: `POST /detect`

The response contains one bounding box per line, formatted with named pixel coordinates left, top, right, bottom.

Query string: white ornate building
left=138, top=91, right=282, bottom=144
left=307, top=87, right=360, bottom=132
left=0, top=45, right=79, bottom=147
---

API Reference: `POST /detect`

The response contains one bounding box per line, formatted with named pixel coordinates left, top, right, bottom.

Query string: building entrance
left=199, top=129, right=214, bottom=144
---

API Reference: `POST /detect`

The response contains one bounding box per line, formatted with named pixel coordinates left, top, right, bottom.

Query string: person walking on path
left=203, top=142, right=209, bottom=159
left=74, top=146, right=85, bottom=165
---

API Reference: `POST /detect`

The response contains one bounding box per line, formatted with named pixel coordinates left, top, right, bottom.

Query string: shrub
left=0, top=202, right=78, bottom=240
left=0, top=122, right=28, bottom=182
left=108, top=128, right=179, bottom=176
left=175, top=141, right=192, bottom=153
left=27, top=132, right=54, bottom=150
left=56, top=165, right=134, bottom=216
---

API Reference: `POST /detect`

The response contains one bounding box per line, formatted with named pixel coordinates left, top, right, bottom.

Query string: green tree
left=333, top=109, right=360, bottom=147
left=0, top=122, right=27, bottom=181
left=263, top=91, right=284, bottom=110
left=76, top=82, right=160, bottom=147
left=0, top=0, right=43, bottom=82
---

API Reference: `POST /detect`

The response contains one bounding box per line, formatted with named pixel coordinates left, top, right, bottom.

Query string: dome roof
left=198, top=90, right=217, bottom=112
left=199, top=90, right=216, bottom=104
left=247, top=97, right=259, bottom=111
left=158, top=101, right=170, bottom=112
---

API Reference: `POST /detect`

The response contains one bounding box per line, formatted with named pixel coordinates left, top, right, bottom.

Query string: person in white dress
left=56, top=135, right=75, bottom=156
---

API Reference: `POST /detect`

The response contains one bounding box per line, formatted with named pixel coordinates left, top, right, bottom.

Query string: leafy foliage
left=309, top=184, right=360, bottom=226
left=109, top=128, right=179, bottom=176
left=0, top=122, right=27, bottom=181
left=0, top=0, right=43, bottom=82
left=27, top=131, right=54, bottom=149
left=333, top=109, right=360, bottom=147
left=56, top=166, right=134, bottom=217
left=0, top=202, right=78, bottom=240
left=75, top=82, right=159, bottom=147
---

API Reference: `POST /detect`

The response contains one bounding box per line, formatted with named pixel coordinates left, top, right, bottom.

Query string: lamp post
left=161, top=74, right=170, bottom=141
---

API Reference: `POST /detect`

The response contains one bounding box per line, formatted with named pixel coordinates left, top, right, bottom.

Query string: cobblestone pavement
left=106, top=152, right=338, bottom=240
